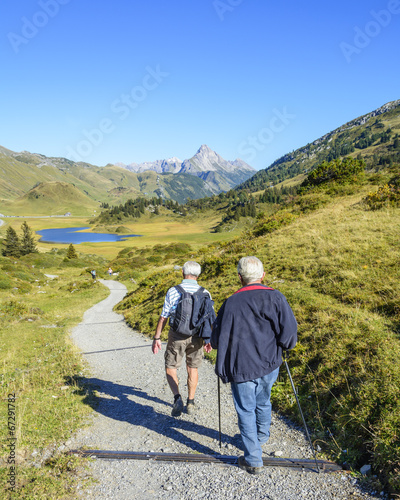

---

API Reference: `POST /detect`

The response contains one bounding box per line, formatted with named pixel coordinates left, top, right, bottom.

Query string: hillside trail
left=66, top=279, right=381, bottom=500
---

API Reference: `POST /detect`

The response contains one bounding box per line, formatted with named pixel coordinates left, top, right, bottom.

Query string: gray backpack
left=169, top=285, right=205, bottom=336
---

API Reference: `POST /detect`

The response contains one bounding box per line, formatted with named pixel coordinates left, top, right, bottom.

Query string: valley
left=1, top=99, right=400, bottom=497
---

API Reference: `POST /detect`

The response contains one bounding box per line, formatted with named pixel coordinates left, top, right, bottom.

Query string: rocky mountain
left=117, top=157, right=182, bottom=174
left=0, top=144, right=254, bottom=215
left=116, top=145, right=255, bottom=192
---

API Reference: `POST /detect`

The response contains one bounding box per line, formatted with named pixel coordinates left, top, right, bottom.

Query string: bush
left=364, top=179, right=400, bottom=210
left=295, top=193, right=330, bottom=213
left=301, top=157, right=365, bottom=188
left=0, top=300, right=28, bottom=316
left=0, top=278, right=12, bottom=289
left=251, top=211, right=298, bottom=237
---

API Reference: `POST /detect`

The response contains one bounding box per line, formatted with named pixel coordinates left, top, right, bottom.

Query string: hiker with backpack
left=152, top=261, right=215, bottom=417
left=211, top=256, right=297, bottom=475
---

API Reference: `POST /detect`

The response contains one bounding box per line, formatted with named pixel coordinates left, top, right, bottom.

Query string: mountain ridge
left=115, top=144, right=255, bottom=192
left=237, top=99, right=400, bottom=192
left=0, top=145, right=254, bottom=213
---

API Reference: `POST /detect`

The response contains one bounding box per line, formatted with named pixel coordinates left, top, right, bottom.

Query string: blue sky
left=1, top=0, right=399, bottom=170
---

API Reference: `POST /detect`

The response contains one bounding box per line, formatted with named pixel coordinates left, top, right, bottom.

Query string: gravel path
left=67, top=280, right=383, bottom=500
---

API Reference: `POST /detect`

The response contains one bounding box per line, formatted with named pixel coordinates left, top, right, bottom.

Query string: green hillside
left=114, top=163, right=400, bottom=494
left=238, top=99, right=400, bottom=192
left=0, top=147, right=215, bottom=212
left=2, top=182, right=98, bottom=216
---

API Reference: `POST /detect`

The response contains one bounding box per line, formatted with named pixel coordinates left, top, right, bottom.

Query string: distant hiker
left=91, top=269, right=96, bottom=280
left=152, top=261, right=215, bottom=417
left=108, top=267, right=113, bottom=278
left=211, top=256, right=297, bottom=475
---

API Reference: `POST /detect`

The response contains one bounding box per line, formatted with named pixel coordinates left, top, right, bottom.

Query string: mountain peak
left=114, top=145, right=255, bottom=194
left=196, top=144, right=213, bottom=154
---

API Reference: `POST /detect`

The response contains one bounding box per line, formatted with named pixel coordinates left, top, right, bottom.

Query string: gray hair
left=237, top=256, right=264, bottom=284
left=182, top=261, right=201, bottom=277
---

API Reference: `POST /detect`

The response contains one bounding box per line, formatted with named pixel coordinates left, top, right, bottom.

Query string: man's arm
left=277, top=296, right=298, bottom=350
left=210, top=301, right=226, bottom=349
left=152, top=316, right=168, bottom=354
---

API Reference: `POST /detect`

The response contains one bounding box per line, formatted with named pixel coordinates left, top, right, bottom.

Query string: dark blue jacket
left=211, top=284, right=297, bottom=383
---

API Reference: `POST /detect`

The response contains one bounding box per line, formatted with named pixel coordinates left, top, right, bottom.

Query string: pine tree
left=20, top=222, right=37, bottom=255
left=2, top=227, right=21, bottom=257
left=66, top=243, right=78, bottom=259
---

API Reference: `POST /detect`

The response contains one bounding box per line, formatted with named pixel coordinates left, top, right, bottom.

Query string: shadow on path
left=83, top=345, right=149, bottom=355
left=72, top=376, right=241, bottom=455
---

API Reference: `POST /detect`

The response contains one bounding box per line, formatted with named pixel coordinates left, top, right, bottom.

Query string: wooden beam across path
left=68, top=449, right=342, bottom=473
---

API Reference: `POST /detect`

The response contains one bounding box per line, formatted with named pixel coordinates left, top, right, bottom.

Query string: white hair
left=237, top=256, right=264, bottom=284
left=182, top=261, right=201, bottom=277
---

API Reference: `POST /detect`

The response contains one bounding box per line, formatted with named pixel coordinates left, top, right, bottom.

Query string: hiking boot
left=171, top=396, right=184, bottom=417
left=238, top=456, right=263, bottom=475
left=186, top=400, right=196, bottom=415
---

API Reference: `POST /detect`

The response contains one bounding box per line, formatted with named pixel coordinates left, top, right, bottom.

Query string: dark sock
left=174, top=394, right=181, bottom=402
left=187, top=398, right=195, bottom=405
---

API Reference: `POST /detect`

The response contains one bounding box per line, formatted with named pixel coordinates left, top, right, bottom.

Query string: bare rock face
left=119, top=144, right=256, bottom=194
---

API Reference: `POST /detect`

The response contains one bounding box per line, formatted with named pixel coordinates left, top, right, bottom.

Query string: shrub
left=364, top=178, right=400, bottom=210
left=117, top=247, right=133, bottom=257
left=251, top=211, right=298, bottom=237
left=295, top=193, right=330, bottom=213
left=0, top=278, right=12, bottom=289
left=0, top=300, right=28, bottom=316
left=301, top=157, right=365, bottom=188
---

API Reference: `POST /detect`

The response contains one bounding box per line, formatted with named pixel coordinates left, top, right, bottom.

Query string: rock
left=360, top=464, right=372, bottom=476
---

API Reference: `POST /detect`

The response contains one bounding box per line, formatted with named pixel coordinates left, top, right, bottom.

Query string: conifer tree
left=20, top=221, right=38, bottom=255
left=66, top=243, right=78, bottom=259
left=2, top=227, right=21, bottom=257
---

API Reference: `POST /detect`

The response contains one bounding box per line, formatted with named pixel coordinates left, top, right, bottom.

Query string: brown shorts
left=164, top=329, right=204, bottom=369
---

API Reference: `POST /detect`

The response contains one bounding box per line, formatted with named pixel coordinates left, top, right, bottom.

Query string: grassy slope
left=1, top=169, right=399, bottom=493
left=3, top=182, right=99, bottom=216
left=0, top=147, right=215, bottom=210
left=0, top=251, right=109, bottom=498
left=115, top=177, right=400, bottom=493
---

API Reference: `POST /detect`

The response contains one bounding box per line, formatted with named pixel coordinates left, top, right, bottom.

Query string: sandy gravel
left=66, top=280, right=384, bottom=500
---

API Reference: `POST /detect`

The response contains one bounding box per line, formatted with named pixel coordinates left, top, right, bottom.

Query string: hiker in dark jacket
left=152, top=261, right=213, bottom=417
left=211, top=256, right=297, bottom=474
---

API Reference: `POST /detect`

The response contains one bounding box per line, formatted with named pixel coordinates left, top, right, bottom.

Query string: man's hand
left=204, top=343, right=212, bottom=354
left=152, top=316, right=167, bottom=354
left=152, top=338, right=162, bottom=354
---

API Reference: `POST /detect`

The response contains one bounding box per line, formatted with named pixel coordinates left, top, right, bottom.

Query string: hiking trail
left=66, top=279, right=381, bottom=499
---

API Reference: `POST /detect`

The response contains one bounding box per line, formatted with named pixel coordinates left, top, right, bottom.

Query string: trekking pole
left=283, top=351, right=320, bottom=473
left=217, top=376, right=222, bottom=448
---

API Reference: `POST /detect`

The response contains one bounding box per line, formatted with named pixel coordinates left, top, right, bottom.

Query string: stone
left=360, top=464, right=372, bottom=476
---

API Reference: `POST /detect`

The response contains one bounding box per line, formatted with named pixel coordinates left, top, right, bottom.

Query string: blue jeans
left=231, top=367, right=279, bottom=467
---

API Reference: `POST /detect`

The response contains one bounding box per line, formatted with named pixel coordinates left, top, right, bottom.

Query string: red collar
left=234, top=284, right=274, bottom=295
